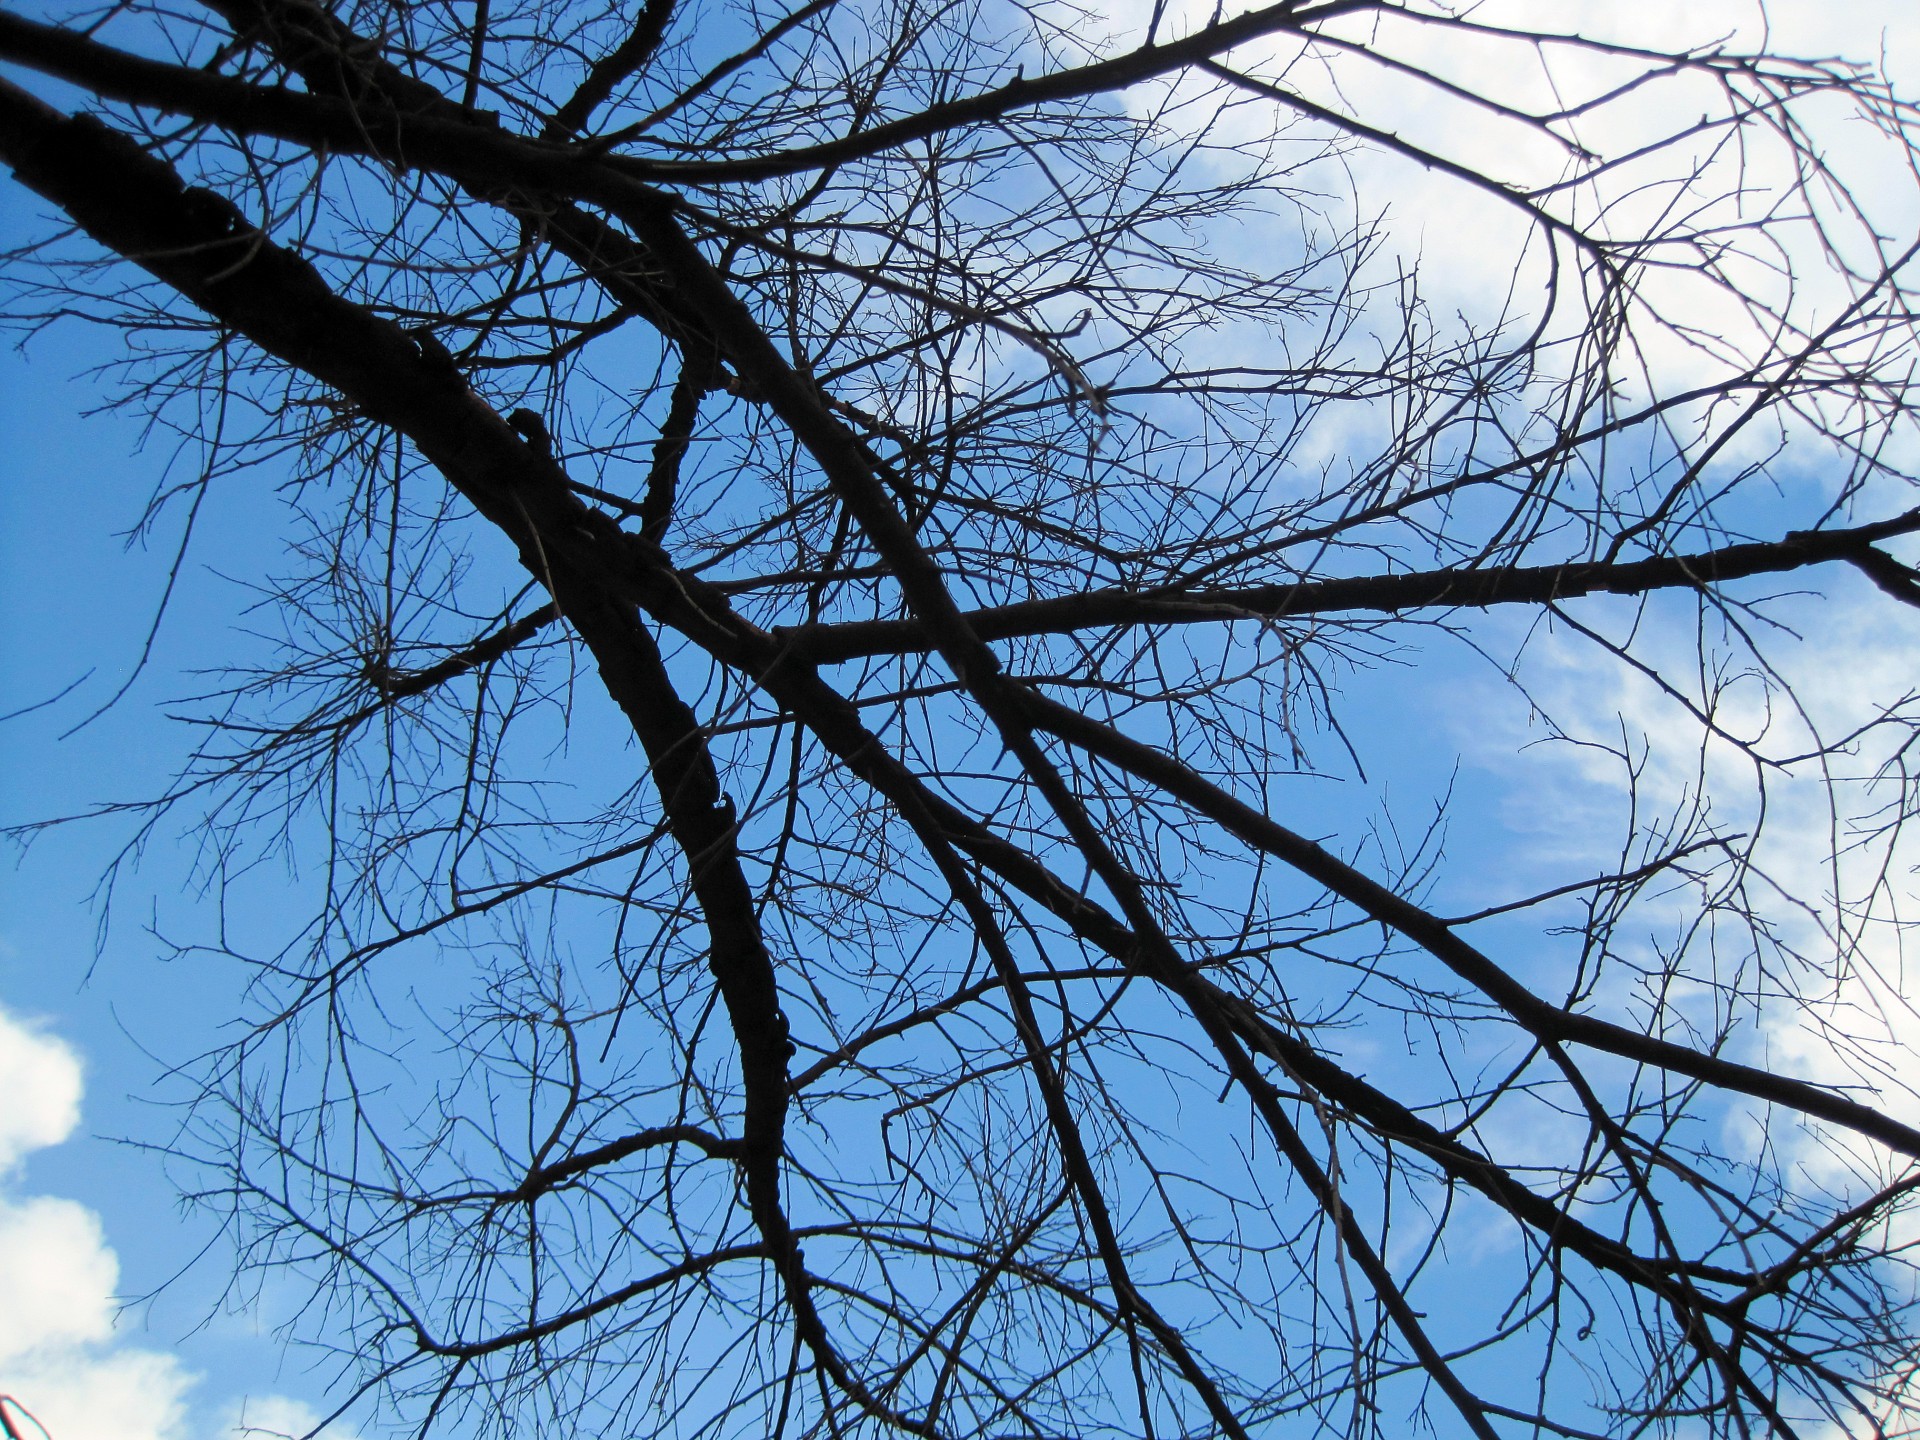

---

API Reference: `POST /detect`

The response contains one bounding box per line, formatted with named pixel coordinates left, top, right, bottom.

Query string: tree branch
left=779, top=519, right=1920, bottom=662
left=1019, top=686, right=1920, bottom=1162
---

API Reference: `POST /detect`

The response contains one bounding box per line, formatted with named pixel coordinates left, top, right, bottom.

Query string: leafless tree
left=5, top=0, right=1920, bottom=1435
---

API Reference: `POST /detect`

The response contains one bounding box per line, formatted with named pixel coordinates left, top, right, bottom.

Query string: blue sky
left=7, top=4, right=1920, bottom=1438
left=0, top=305, right=364, bottom=1435
left=0, top=228, right=1563, bottom=1440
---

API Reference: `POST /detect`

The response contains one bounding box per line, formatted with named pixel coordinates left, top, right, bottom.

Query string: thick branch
left=498, top=1124, right=747, bottom=1201
left=780, top=519, right=1920, bottom=662
left=543, top=0, right=677, bottom=138
left=639, top=351, right=714, bottom=543
left=597, top=0, right=1365, bottom=182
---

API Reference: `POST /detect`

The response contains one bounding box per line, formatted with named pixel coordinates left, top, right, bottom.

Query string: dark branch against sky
left=4, top=1, right=1920, bottom=1437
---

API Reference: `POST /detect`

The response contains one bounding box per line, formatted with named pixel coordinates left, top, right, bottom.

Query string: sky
left=4, top=2, right=1920, bottom=1438
left=0, top=323, right=361, bottom=1436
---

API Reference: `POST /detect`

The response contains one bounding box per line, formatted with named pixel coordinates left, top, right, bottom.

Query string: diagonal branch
left=1017, top=685, right=1920, bottom=1162
left=360, top=600, right=561, bottom=703
left=543, top=0, right=678, bottom=139
left=779, top=517, right=1920, bottom=662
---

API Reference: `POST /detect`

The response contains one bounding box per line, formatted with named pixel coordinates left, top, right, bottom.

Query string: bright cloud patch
left=0, top=1004, right=348, bottom=1440
left=3, top=1348, right=195, bottom=1440
left=0, top=1006, right=83, bottom=1170
left=223, top=1395, right=359, bottom=1440
left=0, top=1196, right=119, bottom=1358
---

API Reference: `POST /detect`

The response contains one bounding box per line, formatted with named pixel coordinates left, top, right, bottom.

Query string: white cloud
left=1310, top=7, right=1920, bottom=1204
left=3, top=1348, right=196, bottom=1440
left=222, top=1396, right=359, bottom=1440
left=0, top=1008, right=83, bottom=1171
left=0, top=1004, right=351, bottom=1440
left=0, top=1197, right=119, bottom=1360
left=1107, top=0, right=1920, bottom=427
left=1426, top=558, right=1920, bottom=1430
left=1443, top=563, right=1920, bottom=1190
